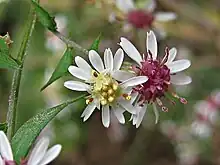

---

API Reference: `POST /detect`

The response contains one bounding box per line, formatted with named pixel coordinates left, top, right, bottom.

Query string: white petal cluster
left=64, top=48, right=148, bottom=127
left=114, top=0, right=177, bottom=34
left=0, top=131, right=61, bottom=165
left=27, top=137, right=62, bottom=165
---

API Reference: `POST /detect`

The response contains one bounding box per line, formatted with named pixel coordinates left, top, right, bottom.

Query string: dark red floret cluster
left=127, top=10, right=154, bottom=29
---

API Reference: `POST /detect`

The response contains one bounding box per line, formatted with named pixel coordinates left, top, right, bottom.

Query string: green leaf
left=11, top=95, right=85, bottom=163
left=30, top=0, right=57, bottom=31
left=0, top=123, right=8, bottom=133
left=41, top=47, right=74, bottom=91
left=90, top=33, right=102, bottom=52
left=0, top=37, right=19, bottom=69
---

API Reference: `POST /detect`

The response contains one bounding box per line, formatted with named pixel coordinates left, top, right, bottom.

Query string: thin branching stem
left=53, top=31, right=89, bottom=55
left=6, top=3, right=38, bottom=141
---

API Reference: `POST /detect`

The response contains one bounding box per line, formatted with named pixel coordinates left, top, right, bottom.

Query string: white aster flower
left=27, top=137, right=62, bottom=165
left=113, top=0, right=176, bottom=33
left=64, top=48, right=148, bottom=127
left=0, top=131, right=15, bottom=165
left=0, top=131, right=61, bottom=165
left=119, top=30, right=191, bottom=126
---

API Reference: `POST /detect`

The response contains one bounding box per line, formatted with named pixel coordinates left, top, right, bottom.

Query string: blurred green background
left=1, top=0, right=220, bottom=164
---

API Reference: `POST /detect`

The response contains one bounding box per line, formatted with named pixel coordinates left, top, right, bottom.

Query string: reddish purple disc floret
left=133, top=56, right=170, bottom=104
left=127, top=10, right=154, bottom=29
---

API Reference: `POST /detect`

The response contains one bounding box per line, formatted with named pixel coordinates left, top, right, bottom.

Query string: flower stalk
left=7, top=2, right=38, bottom=141
left=53, top=30, right=89, bottom=55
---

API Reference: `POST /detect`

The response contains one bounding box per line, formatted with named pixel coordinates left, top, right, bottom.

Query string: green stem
left=53, top=31, right=89, bottom=55
left=6, top=3, right=38, bottom=140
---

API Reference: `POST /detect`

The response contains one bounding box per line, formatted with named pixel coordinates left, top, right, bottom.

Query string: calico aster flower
left=64, top=48, right=148, bottom=127
left=120, top=30, right=191, bottom=126
left=0, top=131, right=61, bottom=165
left=113, top=0, right=176, bottom=31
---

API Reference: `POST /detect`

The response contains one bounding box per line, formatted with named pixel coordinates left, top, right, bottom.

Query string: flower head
left=120, top=30, right=191, bottom=125
left=64, top=48, right=148, bottom=127
left=0, top=131, right=61, bottom=165
left=114, top=0, right=176, bottom=30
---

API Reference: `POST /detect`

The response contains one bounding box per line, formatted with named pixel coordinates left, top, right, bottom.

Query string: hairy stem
left=53, top=31, right=89, bottom=55
left=7, top=3, right=38, bottom=140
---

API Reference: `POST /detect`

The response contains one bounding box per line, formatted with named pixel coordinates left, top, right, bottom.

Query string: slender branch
left=53, top=31, right=89, bottom=55
left=7, top=4, right=37, bottom=140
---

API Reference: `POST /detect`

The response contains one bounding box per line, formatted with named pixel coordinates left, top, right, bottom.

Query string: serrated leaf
left=31, top=0, right=57, bottom=31
left=90, top=33, right=102, bottom=52
left=0, top=38, right=19, bottom=69
left=11, top=95, right=85, bottom=163
left=0, top=123, right=8, bottom=133
left=41, top=47, right=74, bottom=91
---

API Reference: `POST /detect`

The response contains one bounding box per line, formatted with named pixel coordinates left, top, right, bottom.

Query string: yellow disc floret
left=90, top=71, right=121, bottom=105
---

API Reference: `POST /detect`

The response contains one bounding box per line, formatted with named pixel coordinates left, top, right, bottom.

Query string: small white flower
left=0, top=131, right=61, bottom=165
left=64, top=48, right=148, bottom=127
left=113, top=0, right=176, bottom=33
left=0, top=131, right=15, bottom=165
left=120, top=30, right=191, bottom=126
left=27, top=137, right=62, bottom=165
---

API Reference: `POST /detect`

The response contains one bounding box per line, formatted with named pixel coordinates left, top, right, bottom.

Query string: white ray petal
left=81, top=102, right=97, bottom=121
left=135, top=106, right=147, bottom=128
left=167, top=59, right=191, bottom=74
left=68, top=66, right=91, bottom=81
left=39, top=145, right=62, bottom=165
left=118, top=100, right=136, bottom=114
left=112, top=70, right=135, bottom=82
left=132, top=115, right=137, bottom=125
left=171, top=74, right=192, bottom=85
left=113, top=48, right=124, bottom=70
left=75, top=56, right=92, bottom=73
left=64, top=81, right=90, bottom=91
left=104, top=48, right=114, bottom=71
left=89, top=50, right=104, bottom=73
left=146, top=31, right=158, bottom=60
left=146, top=0, right=156, bottom=12
left=115, top=0, right=135, bottom=13
left=119, top=37, right=142, bottom=65
left=165, top=48, right=177, bottom=64
left=102, top=105, right=110, bottom=128
left=120, top=76, right=148, bottom=88
left=27, top=138, right=50, bottom=165
left=113, top=107, right=125, bottom=124
left=0, top=156, right=3, bottom=165
left=0, top=131, right=13, bottom=161
left=130, top=92, right=139, bottom=104
left=153, top=104, right=159, bottom=124
left=154, top=12, right=177, bottom=22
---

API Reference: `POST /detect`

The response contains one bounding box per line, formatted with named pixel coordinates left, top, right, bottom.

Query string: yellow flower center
left=86, top=70, right=131, bottom=106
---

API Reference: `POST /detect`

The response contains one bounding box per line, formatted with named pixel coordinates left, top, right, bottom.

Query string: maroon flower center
left=4, top=160, right=16, bottom=165
left=127, top=10, right=154, bottom=29
left=134, top=59, right=170, bottom=103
